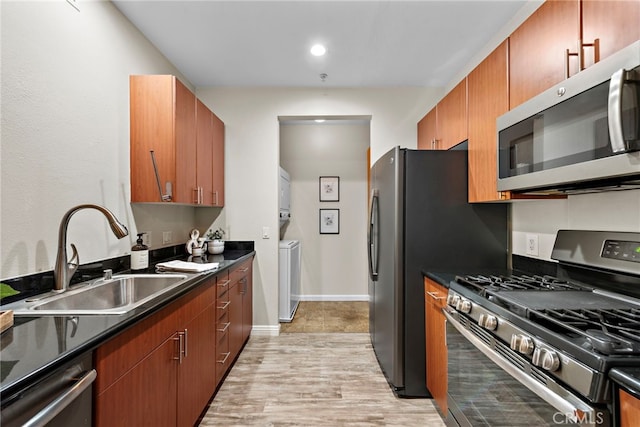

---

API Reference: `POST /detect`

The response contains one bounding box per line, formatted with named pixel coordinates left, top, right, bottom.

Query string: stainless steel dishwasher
left=1, top=351, right=95, bottom=427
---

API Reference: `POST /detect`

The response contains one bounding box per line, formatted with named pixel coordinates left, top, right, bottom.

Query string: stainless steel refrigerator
left=367, top=146, right=508, bottom=397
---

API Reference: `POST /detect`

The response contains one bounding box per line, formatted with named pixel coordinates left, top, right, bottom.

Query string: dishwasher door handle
left=22, top=369, right=97, bottom=427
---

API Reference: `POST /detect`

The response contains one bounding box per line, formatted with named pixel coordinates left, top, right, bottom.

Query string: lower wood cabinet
left=229, top=258, right=253, bottom=358
left=620, top=389, right=640, bottom=427
left=94, top=255, right=254, bottom=427
left=424, top=277, right=448, bottom=415
left=177, top=302, right=216, bottom=426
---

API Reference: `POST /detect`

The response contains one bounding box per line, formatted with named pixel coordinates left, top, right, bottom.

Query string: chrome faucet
left=54, top=204, right=129, bottom=292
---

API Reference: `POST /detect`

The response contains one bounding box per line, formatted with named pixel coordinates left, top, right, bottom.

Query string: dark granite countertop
left=0, top=247, right=255, bottom=400
left=423, top=271, right=457, bottom=288
left=610, top=368, right=640, bottom=399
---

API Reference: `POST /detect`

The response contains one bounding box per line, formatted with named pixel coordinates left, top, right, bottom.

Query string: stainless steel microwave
left=497, top=40, right=640, bottom=194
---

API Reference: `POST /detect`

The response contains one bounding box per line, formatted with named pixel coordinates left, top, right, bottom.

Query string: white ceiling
left=113, top=0, right=530, bottom=88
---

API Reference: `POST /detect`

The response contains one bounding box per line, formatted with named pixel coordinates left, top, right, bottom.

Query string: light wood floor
left=199, top=303, right=445, bottom=426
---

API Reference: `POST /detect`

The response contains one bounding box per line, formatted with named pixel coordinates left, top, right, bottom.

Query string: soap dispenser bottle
left=131, top=232, right=149, bottom=271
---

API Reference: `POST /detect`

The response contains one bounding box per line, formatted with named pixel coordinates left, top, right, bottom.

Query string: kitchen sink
left=6, top=274, right=191, bottom=315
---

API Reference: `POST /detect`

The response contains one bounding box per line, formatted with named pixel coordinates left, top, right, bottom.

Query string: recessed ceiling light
left=315, top=119, right=326, bottom=123
left=310, top=44, right=326, bottom=56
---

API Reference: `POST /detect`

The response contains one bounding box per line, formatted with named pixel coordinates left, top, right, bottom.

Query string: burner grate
left=455, top=274, right=588, bottom=295
left=533, top=307, right=640, bottom=355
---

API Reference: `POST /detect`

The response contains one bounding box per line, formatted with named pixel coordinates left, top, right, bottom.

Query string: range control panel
left=602, top=240, right=640, bottom=264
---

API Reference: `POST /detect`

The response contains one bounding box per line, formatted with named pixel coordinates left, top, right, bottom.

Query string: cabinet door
left=95, top=335, right=178, bottom=427
left=196, top=99, right=214, bottom=205
left=509, top=0, right=580, bottom=108
left=468, top=41, right=510, bottom=203
left=174, top=79, right=197, bottom=204
left=620, top=389, right=640, bottom=427
left=424, top=278, right=448, bottom=415
left=437, top=79, right=467, bottom=150
left=211, top=112, right=225, bottom=206
left=229, top=281, right=244, bottom=359
left=417, top=108, right=438, bottom=150
left=241, top=272, right=253, bottom=343
left=582, top=0, right=640, bottom=69
left=177, top=304, right=216, bottom=426
left=216, top=279, right=231, bottom=385
left=130, top=75, right=196, bottom=204
left=130, top=75, right=177, bottom=203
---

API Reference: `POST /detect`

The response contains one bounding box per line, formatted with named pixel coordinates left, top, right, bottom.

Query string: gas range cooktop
left=455, top=273, right=640, bottom=356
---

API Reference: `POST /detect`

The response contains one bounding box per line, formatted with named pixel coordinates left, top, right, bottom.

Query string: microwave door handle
left=608, top=68, right=629, bottom=153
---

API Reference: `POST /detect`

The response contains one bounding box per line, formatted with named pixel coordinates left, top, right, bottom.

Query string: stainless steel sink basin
left=6, top=274, right=191, bottom=315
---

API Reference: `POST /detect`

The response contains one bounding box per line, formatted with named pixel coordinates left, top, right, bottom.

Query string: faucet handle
left=68, top=243, right=79, bottom=275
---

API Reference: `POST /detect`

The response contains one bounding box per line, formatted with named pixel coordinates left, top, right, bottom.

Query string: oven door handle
left=443, top=309, right=598, bottom=424
left=22, top=369, right=97, bottom=427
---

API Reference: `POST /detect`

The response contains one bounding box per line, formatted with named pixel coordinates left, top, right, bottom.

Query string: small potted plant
left=206, top=228, right=225, bottom=254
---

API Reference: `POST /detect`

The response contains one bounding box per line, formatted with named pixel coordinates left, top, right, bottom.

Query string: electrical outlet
left=526, top=233, right=539, bottom=256
left=162, top=231, right=172, bottom=244
left=142, top=232, right=151, bottom=247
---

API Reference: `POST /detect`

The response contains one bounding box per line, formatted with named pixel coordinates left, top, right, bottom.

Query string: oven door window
left=447, top=320, right=562, bottom=426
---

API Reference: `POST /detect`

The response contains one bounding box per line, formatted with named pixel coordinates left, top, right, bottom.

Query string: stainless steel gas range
left=443, top=230, right=640, bottom=427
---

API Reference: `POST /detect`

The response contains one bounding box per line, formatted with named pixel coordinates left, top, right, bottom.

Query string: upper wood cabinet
left=581, top=0, right=640, bottom=69
left=417, top=79, right=467, bottom=150
left=211, top=111, right=225, bottom=206
left=438, top=79, right=468, bottom=150
left=509, top=0, right=580, bottom=109
left=196, top=99, right=214, bottom=205
left=130, top=75, right=224, bottom=206
left=468, top=41, right=511, bottom=203
left=510, top=0, right=640, bottom=108
left=130, top=75, right=196, bottom=204
left=417, top=108, right=437, bottom=150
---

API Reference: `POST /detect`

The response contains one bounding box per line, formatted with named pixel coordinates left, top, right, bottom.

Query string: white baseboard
left=250, top=325, right=280, bottom=336
left=299, top=295, right=369, bottom=302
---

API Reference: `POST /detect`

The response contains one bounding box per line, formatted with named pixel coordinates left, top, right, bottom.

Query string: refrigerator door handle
left=368, top=189, right=379, bottom=281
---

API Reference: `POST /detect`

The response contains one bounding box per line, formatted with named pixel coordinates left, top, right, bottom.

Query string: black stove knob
left=532, top=348, right=560, bottom=372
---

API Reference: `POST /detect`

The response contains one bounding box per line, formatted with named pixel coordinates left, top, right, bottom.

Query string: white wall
left=280, top=122, right=370, bottom=300
left=0, top=1, right=198, bottom=279
left=512, top=191, right=640, bottom=260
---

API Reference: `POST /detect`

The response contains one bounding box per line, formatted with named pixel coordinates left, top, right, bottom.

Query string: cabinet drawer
left=216, top=312, right=230, bottom=342
left=216, top=333, right=230, bottom=383
left=229, top=259, right=251, bottom=284
left=216, top=295, right=230, bottom=321
left=425, top=279, right=448, bottom=310
left=179, top=278, right=216, bottom=324
left=216, top=277, right=231, bottom=298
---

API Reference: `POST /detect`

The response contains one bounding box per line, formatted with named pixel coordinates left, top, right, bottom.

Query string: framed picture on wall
left=319, top=176, right=340, bottom=202
left=319, top=209, right=340, bottom=234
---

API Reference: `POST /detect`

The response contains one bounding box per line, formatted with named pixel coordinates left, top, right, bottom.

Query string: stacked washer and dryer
left=279, top=167, right=300, bottom=322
